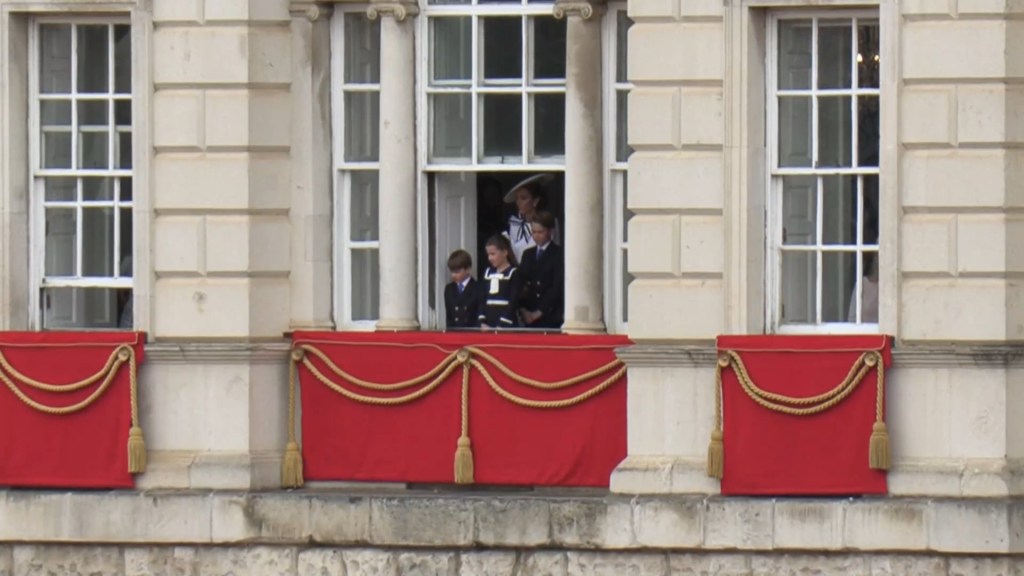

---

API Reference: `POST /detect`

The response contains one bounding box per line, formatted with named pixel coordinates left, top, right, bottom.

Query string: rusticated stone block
left=928, top=500, right=1010, bottom=553
left=773, top=501, right=844, bottom=550
left=296, top=549, right=343, bottom=576
left=949, top=557, right=1014, bottom=576
left=309, top=495, right=371, bottom=544
left=125, top=546, right=198, bottom=576
left=566, top=551, right=668, bottom=576
left=669, top=553, right=752, bottom=575
left=520, top=552, right=567, bottom=576
left=704, top=500, right=773, bottom=550
left=845, top=501, right=927, bottom=551
left=868, top=555, right=946, bottom=576
left=633, top=498, right=702, bottom=548
left=196, top=546, right=295, bottom=576
left=458, top=551, right=517, bottom=576
left=751, top=554, right=869, bottom=576
left=344, top=549, right=397, bottom=576
left=474, top=499, right=550, bottom=547
left=371, top=498, right=473, bottom=546
left=550, top=499, right=633, bottom=548
left=0, top=546, right=11, bottom=576
left=13, top=545, right=122, bottom=576
left=396, top=551, right=457, bottom=576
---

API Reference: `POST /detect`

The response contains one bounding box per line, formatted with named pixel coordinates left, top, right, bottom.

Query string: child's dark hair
left=485, top=234, right=517, bottom=267
left=447, top=249, right=472, bottom=272
left=531, top=210, right=556, bottom=231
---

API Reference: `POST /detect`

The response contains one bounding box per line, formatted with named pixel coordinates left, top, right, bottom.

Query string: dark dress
left=444, top=278, right=480, bottom=329
left=477, top=266, right=523, bottom=328
left=518, top=242, right=564, bottom=329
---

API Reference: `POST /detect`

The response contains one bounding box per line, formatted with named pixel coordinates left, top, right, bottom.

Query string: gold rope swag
left=706, top=349, right=887, bottom=479
left=0, top=343, right=145, bottom=474
left=282, top=343, right=626, bottom=489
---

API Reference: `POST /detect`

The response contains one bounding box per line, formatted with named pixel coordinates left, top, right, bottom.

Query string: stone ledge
left=0, top=490, right=1022, bottom=555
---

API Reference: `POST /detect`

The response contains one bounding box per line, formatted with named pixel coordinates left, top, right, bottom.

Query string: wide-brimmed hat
left=503, top=173, right=555, bottom=203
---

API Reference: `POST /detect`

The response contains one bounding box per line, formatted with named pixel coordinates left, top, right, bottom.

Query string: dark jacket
left=518, top=242, right=564, bottom=329
left=444, top=278, right=480, bottom=329
left=477, top=266, right=523, bottom=328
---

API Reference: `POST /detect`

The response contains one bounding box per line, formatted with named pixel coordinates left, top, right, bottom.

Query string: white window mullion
left=471, top=14, right=480, bottom=165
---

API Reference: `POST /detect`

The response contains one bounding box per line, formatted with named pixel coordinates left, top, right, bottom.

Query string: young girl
left=477, top=235, right=523, bottom=330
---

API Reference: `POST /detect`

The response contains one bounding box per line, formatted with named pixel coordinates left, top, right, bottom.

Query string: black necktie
left=537, top=246, right=544, bottom=260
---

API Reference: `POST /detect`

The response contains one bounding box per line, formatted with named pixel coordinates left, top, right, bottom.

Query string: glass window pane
left=41, top=100, right=71, bottom=127
left=778, top=96, right=811, bottom=167
left=482, top=94, right=522, bottom=159
left=79, top=130, right=110, bottom=169
left=432, top=93, right=471, bottom=160
left=818, top=96, right=852, bottom=167
left=858, top=21, right=880, bottom=88
left=345, top=91, right=379, bottom=162
left=778, top=20, right=811, bottom=90
left=78, top=100, right=108, bottom=127
left=83, top=177, right=114, bottom=201
left=852, top=251, right=879, bottom=323
left=351, top=249, right=380, bottom=321
left=622, top=250, right=631, bottom=323
left=120, top=208, right=133, bottom=277
left=115, top=100, right=132, bottom=127
left=818, top=20, right=852, bottom=89
left=858, top=96, right=880, bottom=167
left=432, top=17, right=471, bottom=82
left=622, top=172, right=632, bottom=241
left=120, top=177, right=133, bottom=202
left=81, top=207, right=114, bottom=276
left=349, top=171, right=379, bottom=241
left=117, top=132, right=133, bottom=169
left=45, top=208, right=76, bottom=276
left=616, top=12, right=631, bottom=84
left=40, top=24, right=72, bottom=94
left=532, top=93, right=564, bottom=157
left=429, top=0, right=470, bottom=5
left=822, top=175, right=856, bottom=245
left=42, top=287, right=129, bottom=329
left=532, top=17, right=565, bottom=81
left=114, top=25, right=131, bottom=94
left=862, top=175, right=879, bottom=245
left=43, top=132, right=72, bottom=169
left=822, top=251, right=855, bottom=322
left=780, top=251, right=816, bottom=324
left=483, top=17, right=522, bottom=81
left=782, top=175, right=817, bottom=245
left=45, top=177, right=77, bottom=202
left=344, top=14, right=380, bottom=84
left=616, top=90, right=631, bottom=162
left=77, top=25, right=110, bottom=93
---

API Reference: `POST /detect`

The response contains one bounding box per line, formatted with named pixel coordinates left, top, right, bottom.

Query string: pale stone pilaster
left=371, top=0, right=420, bottom=331
left=556, top=0, right=606, bottom=334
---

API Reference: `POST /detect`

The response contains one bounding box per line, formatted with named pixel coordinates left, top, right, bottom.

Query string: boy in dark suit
left=518, top=211, right=564, bottom=330
left=444, top=249, right=479, bottom=330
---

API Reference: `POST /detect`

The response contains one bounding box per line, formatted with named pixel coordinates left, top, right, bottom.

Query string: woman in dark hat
left=503, top=173, right=559, bottom=262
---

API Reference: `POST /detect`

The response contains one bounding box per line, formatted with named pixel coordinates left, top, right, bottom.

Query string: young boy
left=517, top=211, right=564, bottom=329
left=444, top=249, right=479, bottom=330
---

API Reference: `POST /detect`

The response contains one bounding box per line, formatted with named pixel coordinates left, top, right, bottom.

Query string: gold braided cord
left=0, top=345, right=132, bottom=415
left=298, top=344, right=461, bottom=391
left=0, top=345, right=124, bottom=393
left=460, top=363, right=470, bottom=434
left=300, top=352, right=463, bottom=406
left=466, top=346, right=621, bottom=390
left=470, top=358, right=626, bottom=409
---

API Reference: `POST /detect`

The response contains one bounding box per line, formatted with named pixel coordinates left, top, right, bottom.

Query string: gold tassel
left=707, top=429, right=724, bottom=479
left=281, top=441, right=304, bottom=488
left=127, top=425, right=147, bottom=473
left=869, top=421, right=890, bottom=470
left=454, top=436, right=474, bottom=484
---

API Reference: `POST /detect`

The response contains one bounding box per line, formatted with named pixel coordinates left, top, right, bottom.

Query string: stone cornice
left=144, top=342, right=290, bottom=365
left=553, top=0, right=607, bottom=20
left=367, top=0, right=420, bottom=21
left=289, top=1, right=334, bottom=21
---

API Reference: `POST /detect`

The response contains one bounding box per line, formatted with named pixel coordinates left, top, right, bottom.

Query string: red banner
left=292, top=331, right=629, bottom=487
left=716, top=335, right=891, bottom=496
left=0, top=332, right=144, bottom=488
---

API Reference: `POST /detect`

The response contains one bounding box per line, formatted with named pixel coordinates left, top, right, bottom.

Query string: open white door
left=433, top=172, right=477, bottom=330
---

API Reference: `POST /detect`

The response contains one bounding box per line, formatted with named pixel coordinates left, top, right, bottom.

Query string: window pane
left=350, top=171, right=379, bottom=241
left=780, top=251, right=816, bottom=324
left=114, top=25, right=131, bottom=94
left=83, top=177, right=114, bottom=201
left=432, top=17, right=471, bottom=82
left=344, top=91, right=379, bottom=162
left=818, top=20, right=852, bottom=89
left=78, top=100, right=108, bottom=127
left=622, top=172, right=632, bottom=241
left=778, top=20, right=811, bottom=90
left=782, top=175, right=817, bottom=245
left=41, top=100, right=71, bottom=127
left=81, top=207, right=114, bottom=276
left=858, top=21, right=880, bottom=89
left=432, top=93, right=471, bottom=160
left=818, top=96, right=852, bottom=167
left=622, top=250, right=631, bottom=323
left=822, top=175, right=856, bottom=245
left=115, top=100, right=132, bottom=127
left=42, top=287, right=129, bottom=329
left=616, top=12, right=631, bottom=84
left=351, top=249, right=380, bottom=321
left=822, top=251, right=855, bottom=322
left=40, top=24, right=71, bottom=94
left=858, top=96, right=880, bottom=167
left=117, top=132, right=133, bottom=169
left=862, top=175, right=880, bottom=245
left=532, top=93, right=564, bottom=157
left=344, top=14, right=380, bottom=84
left=79, top=130, right=109, bottom=169
left=120, top=177, right=133, bottom=202
left=532, top=17, right=566, bottom=81
left=45, top=177, right=77, bottom=202
left=482, top=94, right=522, bottom=159
left=429, top=0, right=470, bottom=5
left=616, top=90, right=631, bottom=162
left=852, top=251, right=879, bottom=323
left=43, top=132, right=72, bottom=169
left=483, top=17, right=522, bottom=81
left=119, top=208, right=133, bottom=278
left=45, top=208, right=76, bottom=276
left=778, top=96, right=811, bottom=167
left=77, top=25, right=110, bottom=93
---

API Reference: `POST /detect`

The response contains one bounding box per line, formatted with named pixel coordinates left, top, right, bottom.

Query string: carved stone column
left=556, top=0, right=606, bottom=333
left=370, top=0, right=421, bottom=331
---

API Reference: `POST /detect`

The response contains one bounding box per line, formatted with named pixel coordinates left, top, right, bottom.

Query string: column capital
left=367, top=0, right=420, bottom=21
left=553, top=0, right=606, bottom=20
left=289, top=1, right=334, bottom=21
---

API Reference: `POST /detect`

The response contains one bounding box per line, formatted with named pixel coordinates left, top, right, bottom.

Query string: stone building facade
left=0, top=0, right=1022, bottom=573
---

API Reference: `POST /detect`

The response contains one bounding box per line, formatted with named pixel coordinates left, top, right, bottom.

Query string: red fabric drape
left=293, top=331, right=629, bottom=487
left=717, top=335, right=891, bottom=496
left=0, top=332, right=144, bottom=488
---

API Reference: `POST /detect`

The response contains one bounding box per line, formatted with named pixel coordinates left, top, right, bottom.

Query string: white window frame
left=766, top=10, right=881, bottom=335
left=28, top=17, right=135, bottom=331
left=603, top=3, right=630, bottom=334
